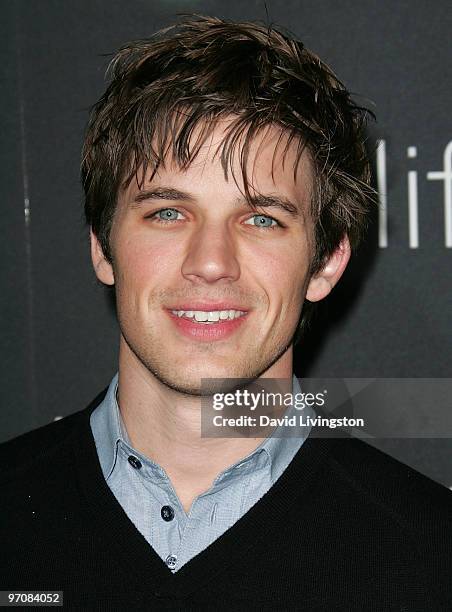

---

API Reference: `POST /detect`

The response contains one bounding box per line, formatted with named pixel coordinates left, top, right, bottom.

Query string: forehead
left=120, top=118, right=313, bottom=208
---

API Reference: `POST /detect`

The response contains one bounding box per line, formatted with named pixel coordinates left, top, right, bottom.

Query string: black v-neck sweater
left=1, top=389, right=451, bottom=611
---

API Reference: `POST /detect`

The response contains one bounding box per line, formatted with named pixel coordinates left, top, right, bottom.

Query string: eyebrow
left=131, top=186, right=301, bottom=217
left=131, top=187, right=195, bottom=206
left=241, top=194, right=301, bottom=218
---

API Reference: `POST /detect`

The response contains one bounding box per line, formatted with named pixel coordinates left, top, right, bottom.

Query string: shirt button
left=161, top=505, right=175, bottom=522
left=165, top=554, right=177, bottom=570
left=127, top=455, right=142, bottom=469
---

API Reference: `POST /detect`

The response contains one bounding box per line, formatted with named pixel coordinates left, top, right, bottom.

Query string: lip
left=165, top=307, right=249, bottom=342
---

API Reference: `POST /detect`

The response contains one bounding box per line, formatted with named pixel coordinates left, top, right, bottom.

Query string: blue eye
left=155, top=208, right=182, bottom=221
left=244, top=215, right=279, bottom=229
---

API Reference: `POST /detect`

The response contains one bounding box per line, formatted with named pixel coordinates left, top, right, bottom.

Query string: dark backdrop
left=1, top=0, right=451, bottom=487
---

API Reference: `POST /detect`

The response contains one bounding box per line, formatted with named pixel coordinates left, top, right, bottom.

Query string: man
left=1, top=15, right=451, bottom=610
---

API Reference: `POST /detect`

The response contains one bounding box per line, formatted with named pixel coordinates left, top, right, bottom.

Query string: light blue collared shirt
left=90, top=373, right=312, bottom=572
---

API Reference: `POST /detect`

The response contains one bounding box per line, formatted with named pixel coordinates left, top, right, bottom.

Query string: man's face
left=94, top=123, right=317, bottom=394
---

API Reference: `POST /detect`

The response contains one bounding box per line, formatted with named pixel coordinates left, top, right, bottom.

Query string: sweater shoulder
left=326, top=435, right=452, bottom=517
left=0, top=387, right=107, bottom=484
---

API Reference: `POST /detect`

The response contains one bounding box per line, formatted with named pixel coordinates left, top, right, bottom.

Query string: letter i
left=407, top=147, right=419, bottom=248
left=376, top=140, right=388, bottom=247
left=427, top=141, right=452, bottom=247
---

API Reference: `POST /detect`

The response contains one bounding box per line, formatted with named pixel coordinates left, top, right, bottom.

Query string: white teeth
left=171, top=309, right=246, bottom=323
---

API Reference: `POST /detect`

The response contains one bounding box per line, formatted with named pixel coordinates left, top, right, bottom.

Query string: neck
left=116, top=336, right=293, bottom=512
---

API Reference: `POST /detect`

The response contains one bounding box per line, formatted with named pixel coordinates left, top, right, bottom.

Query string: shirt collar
left=90, top=372, right=122, bottom=480
left=231, top=374, right=313, bottom=483
left=90, top=372, right=313, bottom=484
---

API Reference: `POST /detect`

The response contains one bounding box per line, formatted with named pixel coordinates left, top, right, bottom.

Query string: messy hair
left=81, top=15, right=375, bottom=336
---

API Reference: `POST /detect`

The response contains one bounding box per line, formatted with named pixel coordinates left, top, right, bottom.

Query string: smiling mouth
left=170, top=309, right=247, bottom=324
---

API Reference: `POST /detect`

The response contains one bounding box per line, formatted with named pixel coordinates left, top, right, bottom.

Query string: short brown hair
left=81, top=15, right=375, bottom=336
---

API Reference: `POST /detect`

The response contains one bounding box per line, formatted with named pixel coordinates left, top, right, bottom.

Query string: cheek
left=244, top=241, right=310, bottom=303
left=115, top=235, right=182, bottom=308
left=114, top=233, right=180, bottom=293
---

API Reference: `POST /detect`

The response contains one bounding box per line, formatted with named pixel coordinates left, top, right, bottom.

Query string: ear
left=90, top=228, right=115, bottom=286
left=306, top=236, right=351, bottom=302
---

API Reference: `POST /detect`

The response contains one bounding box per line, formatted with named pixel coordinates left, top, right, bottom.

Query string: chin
left=148, top=360, right=265, bottom=396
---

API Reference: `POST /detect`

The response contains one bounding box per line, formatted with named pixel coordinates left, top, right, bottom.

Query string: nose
left=181, top=220, right=240, bottom=284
